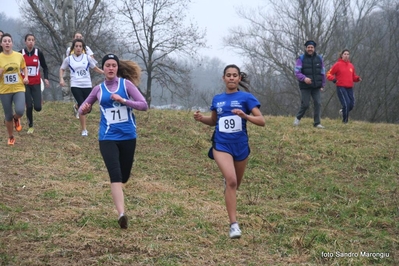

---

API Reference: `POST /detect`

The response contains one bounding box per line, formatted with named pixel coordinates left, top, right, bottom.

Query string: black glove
left=333, top=79, right=337, bottom=83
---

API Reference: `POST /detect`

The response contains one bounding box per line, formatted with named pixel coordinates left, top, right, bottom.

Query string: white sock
left=119, top=213, right=124, bottom=218
left=230, top=222, right=239, bottom=229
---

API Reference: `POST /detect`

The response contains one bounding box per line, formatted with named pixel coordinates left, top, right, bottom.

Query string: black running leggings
left=99, top=139, right=136, bottom=183
left=25, top=84, right=42, bottom=127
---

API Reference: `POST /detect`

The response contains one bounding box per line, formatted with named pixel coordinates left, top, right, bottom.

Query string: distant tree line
left=2, top=0, right=398, bottom=123
left=225, top=0, right=399, bottom=123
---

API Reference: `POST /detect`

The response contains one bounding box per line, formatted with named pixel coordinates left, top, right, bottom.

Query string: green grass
left=0, top=102, right=398, bottom=265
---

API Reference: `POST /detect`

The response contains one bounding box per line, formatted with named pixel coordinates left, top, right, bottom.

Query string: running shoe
left=27, top=127, right=34, bottom=134
left=118, top=215, right=128, bottom=229
left=14, top=117, right=22, bottom=132
left=315, top=124, right=325, bottom=129
left=293, top=117, right=300, bottom=126
left=81, top=129, right=88, bottom=136
left=8, top=136, right=15, bottom=145
left=229, top=224, right=242, bottom=239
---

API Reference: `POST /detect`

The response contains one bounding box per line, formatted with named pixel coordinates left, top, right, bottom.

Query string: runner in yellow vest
left=0, top=33, right=29, bottom=145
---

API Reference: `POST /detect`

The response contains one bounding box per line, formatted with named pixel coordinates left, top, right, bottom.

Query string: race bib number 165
left=4, top=74, right=18, bottom=84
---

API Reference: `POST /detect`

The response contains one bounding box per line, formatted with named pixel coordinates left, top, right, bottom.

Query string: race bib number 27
left=27, top=66, right=37, bottom=76
left=218, top=115, right=242, bottom=133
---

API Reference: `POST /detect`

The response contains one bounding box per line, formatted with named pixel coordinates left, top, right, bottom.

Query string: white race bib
left=105, top=105, right=129, bottom=124
left=27, top=66, right=37, bottom=76
left=75, top=69, right=89, bottom=79
left=218, top=115, right=242, bottom=133
left=4, top=73, right=18, bottom=84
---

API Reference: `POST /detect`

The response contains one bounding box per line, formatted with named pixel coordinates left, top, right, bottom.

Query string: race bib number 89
left=219, top=115, right=242, bottom=133
left=105, top=106, right=129, bottom=124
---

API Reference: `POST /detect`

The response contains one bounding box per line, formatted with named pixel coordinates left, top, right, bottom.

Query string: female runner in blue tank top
left=79, top=54, right=148, bottom=229
left=194, top=64, right=265, bottom=239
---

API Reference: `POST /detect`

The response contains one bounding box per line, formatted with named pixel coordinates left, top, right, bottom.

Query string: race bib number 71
left=105, top=106, right=128, bottom=124
left=218, top=115, right=242, bottom=133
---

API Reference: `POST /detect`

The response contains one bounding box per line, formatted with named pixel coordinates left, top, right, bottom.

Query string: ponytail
left=239, top=72, right=251, bottom=92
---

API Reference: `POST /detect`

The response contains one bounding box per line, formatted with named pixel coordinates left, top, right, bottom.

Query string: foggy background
left=1, top=0, right=399, bottom=123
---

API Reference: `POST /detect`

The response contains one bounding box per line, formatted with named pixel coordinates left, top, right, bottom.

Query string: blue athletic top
left=98, top=78, right=137, bottom=141
left=210, top=91, right=260, bottom=143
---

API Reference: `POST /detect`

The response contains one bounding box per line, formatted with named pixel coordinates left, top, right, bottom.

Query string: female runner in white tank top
left=59, top=39, right=103, bottom=136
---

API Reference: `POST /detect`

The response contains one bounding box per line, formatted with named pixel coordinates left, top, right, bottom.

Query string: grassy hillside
left=0, top=102, right=398, bottom=265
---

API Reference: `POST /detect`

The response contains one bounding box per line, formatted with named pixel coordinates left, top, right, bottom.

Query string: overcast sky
left=6, top=0, right=263, bottom=66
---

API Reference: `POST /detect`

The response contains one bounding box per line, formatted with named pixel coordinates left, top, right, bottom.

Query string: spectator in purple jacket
left=293, top=40, right=326, bottom=128
left=80, top=54, right=148, bottom=229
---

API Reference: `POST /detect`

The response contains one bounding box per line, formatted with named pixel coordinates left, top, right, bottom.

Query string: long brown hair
left=69, top=39, right=87, bottom=55
left=118, top=60, right=141, bottom=87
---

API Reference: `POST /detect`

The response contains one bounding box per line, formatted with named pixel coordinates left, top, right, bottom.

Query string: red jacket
left=327, top=58, right=360, bottom=88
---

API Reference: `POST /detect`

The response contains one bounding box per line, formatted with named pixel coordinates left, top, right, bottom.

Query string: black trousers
left=25, top=84, right=42, bottom=127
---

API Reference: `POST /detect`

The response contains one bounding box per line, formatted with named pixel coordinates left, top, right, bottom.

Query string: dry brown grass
left=0, top=102, right=398, bottom=265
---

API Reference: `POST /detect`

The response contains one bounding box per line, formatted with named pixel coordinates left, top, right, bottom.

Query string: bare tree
left=24, top=0, right=102, bottom=56
left=188, top=56, right=225, bottom=108
left=224, top=0, right=378, bottom=118
left=20, top=0, right=117, bottom=100
left=0, top=13, right=24, bottom=42
left=350, top=0, right=399, bottom=123
left=116, top=0, right=206, bottom=107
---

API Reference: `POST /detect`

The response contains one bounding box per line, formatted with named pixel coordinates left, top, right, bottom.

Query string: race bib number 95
left=4, top=74, right=19, bottom=84
left=218, top=115, right=242, bottom=133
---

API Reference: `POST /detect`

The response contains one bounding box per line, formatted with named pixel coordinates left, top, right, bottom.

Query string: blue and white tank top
left=98, top=78, right=137, bottom=141
left=68, top=54, right=92, bottom=88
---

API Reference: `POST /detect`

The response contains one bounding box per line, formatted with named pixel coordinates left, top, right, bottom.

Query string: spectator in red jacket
left=327, top=49, right=362, bottom=123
